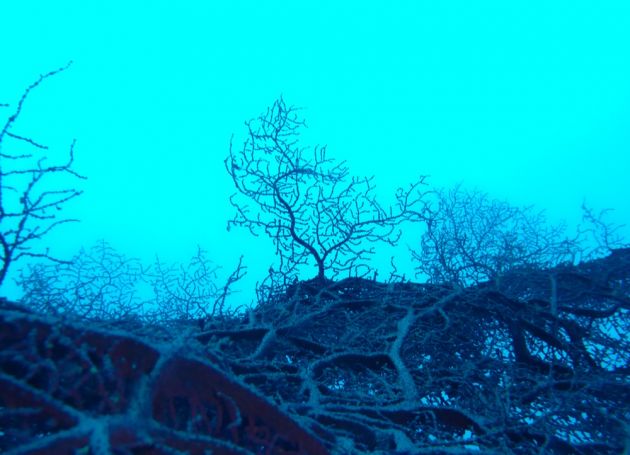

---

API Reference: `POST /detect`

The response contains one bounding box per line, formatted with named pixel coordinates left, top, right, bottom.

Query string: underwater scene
left=1, top=2, right=629, bottom=453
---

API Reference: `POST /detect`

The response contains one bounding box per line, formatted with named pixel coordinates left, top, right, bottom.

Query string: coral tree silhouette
left=0, top=62, right=85, bottom=287
left=225, top=98, right=428, bottom=284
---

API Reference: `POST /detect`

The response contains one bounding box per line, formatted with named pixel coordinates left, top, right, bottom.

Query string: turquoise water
left=1, top=1, right=629, bottom=309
